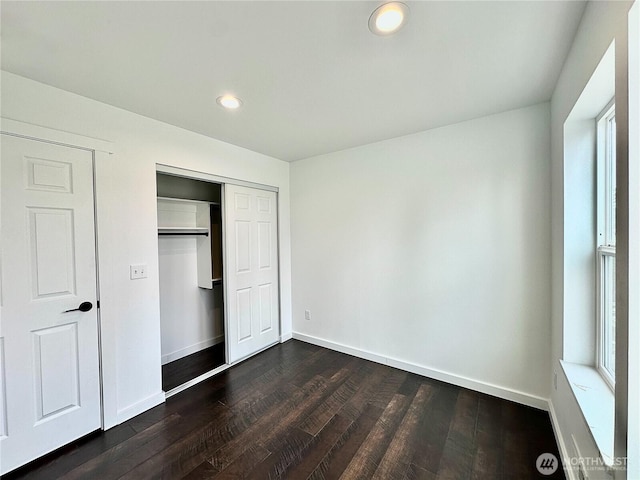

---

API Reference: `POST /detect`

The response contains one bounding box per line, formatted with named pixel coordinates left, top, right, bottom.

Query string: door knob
left=63, top=301, right=93, bottom=313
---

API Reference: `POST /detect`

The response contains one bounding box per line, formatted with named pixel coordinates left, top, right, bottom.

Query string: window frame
left=595, top=100, right=616, bottom=390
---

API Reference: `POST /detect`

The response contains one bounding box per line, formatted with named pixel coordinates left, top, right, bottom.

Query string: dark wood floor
left=162, top=343, right=227, bottom=392
left=5, top=340, right=564, bottom=479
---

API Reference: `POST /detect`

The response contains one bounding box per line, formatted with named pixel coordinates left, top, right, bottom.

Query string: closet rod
left=158, top=232, right=209, bottom=236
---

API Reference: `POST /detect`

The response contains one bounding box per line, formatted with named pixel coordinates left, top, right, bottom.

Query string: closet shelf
left=158, top=227, right=209, bottom=236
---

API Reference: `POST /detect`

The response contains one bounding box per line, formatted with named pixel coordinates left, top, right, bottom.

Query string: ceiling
left=1, top=1, right=586, bottom=162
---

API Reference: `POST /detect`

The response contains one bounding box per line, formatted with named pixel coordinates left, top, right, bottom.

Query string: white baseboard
left=548, top=400, right=578, bottom=480
left=280, top=332, right=293, bottom=342
left=161, top=335, right=224, bottom=365
left=292, top=332, right=549, bottom=410
left=116, top=391, right=165, bottom=425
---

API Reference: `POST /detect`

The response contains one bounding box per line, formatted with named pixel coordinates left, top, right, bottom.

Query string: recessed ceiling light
left=368, top=2, right=409, bottom=36
left=216, top=95, right=243, bottom=110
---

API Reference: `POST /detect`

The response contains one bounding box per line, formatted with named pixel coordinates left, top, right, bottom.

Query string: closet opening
left=156, top=172, right=226, bottom=394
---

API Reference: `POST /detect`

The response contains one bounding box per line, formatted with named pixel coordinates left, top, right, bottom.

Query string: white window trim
left=596, top=100, right=616, bottom=247
left=596, top=246, right=616, bottom=390
left=596, top=100, right=616, bottom=391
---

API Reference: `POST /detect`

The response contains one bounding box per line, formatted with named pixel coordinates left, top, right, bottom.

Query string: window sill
left=560, top=360, right=614, bottom=466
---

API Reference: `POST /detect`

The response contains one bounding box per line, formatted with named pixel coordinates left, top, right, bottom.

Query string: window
left=596, top=102, right=616, bottom=389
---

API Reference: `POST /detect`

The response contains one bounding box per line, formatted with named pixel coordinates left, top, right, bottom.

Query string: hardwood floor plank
left=207, top=444, right=271, bottom=480
left=217, top=345, right=327, bottom=408
left=336, top=362, right=396, bottom=422
left=410, top=383, right=459, bottom=475
left=397, top=373, right=423, bottom=397
left=289, top=349, right=355, bottom=387
left=282, top=414, right=353, bottom=479
left=500, top=402, right=559, bottom=479
left=259, top=368, right=353, bottom=452
left=434, top=389, right=480, bottom=480
left=307, top=404, right=384, bottom=480
left=339, top=393, right=412, bottom=480
left=75, top=403, right=229, bottom=479
left=246, top=427, right=313, bottom=480
left=166, top=341, right=318, bottom=419
left=181, top=460, right=221, bottom=479
left=1, top=425, right=138, bottom=480
left=298, top=367, right=362, bottom=436
left=208, top=375, right=329, bottom=471
left=58, top=413, right=184, bottom=480
left=6, top=341, right=565, bottom=480
left=502, top=431, right=532, bottom=479
left=119, top=383, right=301, bottom=479
left=524, top=409, right=564, bottom=479
left=403, top=463, right=437, bottom=480
left=368, top=368, right=408, bottom=410
left=470, top=396, right=503, bottom=479
left=372, top=384, right=435, bottom=480
left=195, top=366, right=350, bottom=478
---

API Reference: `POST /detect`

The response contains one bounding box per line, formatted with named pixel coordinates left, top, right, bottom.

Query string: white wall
left=158, top=236, right=224, bottom=365
left=291, top=103, right=551, bottom=406
left=0, top=71, right=292, bottom=426
left=549, top=1, right=634, bottom=478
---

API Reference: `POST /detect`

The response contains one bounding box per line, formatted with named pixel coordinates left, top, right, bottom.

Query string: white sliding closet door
left=225, top=185, right=279, bottom=363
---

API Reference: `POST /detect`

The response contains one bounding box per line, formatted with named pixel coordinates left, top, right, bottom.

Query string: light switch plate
left=130, top=264, right=147, bottom=279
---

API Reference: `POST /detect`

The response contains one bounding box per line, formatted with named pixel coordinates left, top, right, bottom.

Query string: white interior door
left=0, top=134, right=101, bottom=474
left=225, top=185, right=279, bottom=363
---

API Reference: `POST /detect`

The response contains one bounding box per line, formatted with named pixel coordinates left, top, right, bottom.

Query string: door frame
left=155, top=164, right=282, bottom=387
left=0, top=118, right=118, bottom=429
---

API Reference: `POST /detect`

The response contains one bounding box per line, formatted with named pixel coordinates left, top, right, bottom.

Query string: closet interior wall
left=156, top=173, right=225, bottom=381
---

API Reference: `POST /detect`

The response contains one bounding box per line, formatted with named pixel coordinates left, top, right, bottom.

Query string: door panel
left=235, top=220, right=251, bottom=273
left=33, top=323, right=80, bottom=420
left=237, top=288, right=253, bottom=342
left=28, top=207, right=77, bottom=298
left=258, top=283, right=273, bottom=332
left=225, top=185, right=279, bottom=363
left=26, top=157, right=73, bottom=193
left=258, top=222, right=272, bottom=269
left=0, top=134, right=101, bottom=475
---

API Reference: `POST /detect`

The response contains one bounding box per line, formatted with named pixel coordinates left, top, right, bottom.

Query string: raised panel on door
left=26, top=157, right=73, bottom=193
left=236, top=288, right=253, bottom=342
left=0, top=134, right=101, bottom=475
left=225, top=185, right=279, bottom=363
left=234, top=192, right=251, bottom=212
left=235, top=220, right=251, bottom=274
left=28, top=208, right=77, bottom=299
left=33, top=324, right=81, bottom=422
left=257, top=222, right=272, bottom=270
left=258, top=284, right=273, bottom=333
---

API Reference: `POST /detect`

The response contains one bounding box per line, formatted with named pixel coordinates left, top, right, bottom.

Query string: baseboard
left=161, top=335, right=224, bottom=365
left=280, top=332, right=293, bottom=342
left=549, top=400, right=577, bottom=480
left=292, top=332, right=549, bottom=410
left=115, top=391, right=165, bottom=425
